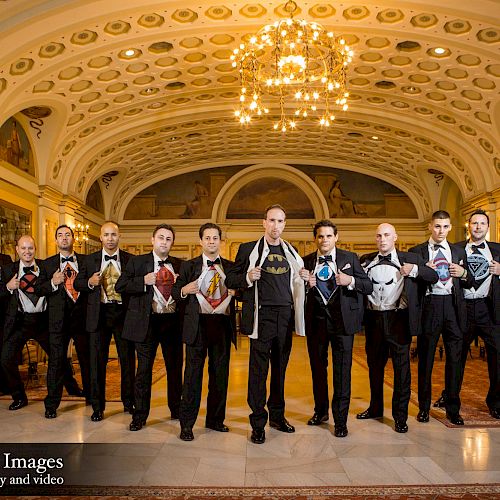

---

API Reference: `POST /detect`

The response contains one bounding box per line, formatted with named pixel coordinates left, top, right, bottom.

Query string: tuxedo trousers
left=364, top=309, right=411, bottom=422
left=180, top=314, right=231, bottom=428
left=461, top=298, right=500, bottom=411
left=248, top=305, right=293, bottom=430
left=418, top=295, right=462, bottom=415
left=134, top=312, right=182, bottom=420
left=89, top=303, right=135, bottom=412
left=44, top=303, right=91, bottom=411
left=1, top=311, right=79, bottom=402
left=306, top=299, right=353, bottom=424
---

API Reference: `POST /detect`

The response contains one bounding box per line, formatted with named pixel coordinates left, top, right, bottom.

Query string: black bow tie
left=207, top=258, right=221, bottom=267
left=433, top=244, right=444, bottom=251
left=61, top=256, right=74, bottom=263
left=377, top=254, right=392, bottom=262
left=471, top=242, right=485, bottom=251
left=23, top=266, right=35, bottom=273
left=104, top=254, right=117, bottom=261
left=319, top=255, right=333, bottom=264
left=158, top=259, right=169, bottom=267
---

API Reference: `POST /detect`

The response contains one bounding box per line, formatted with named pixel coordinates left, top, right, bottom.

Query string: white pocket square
left=342, top=263, right=351, bottom=270
left=459, top=260, right=463, bottom=265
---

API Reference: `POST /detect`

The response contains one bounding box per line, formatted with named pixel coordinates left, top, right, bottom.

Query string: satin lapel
left=335, top=249, right=346, bottom=273
left=451, top=245, right=459, bottom=264
left=146, top=253, right=155, bottom=274
left=94, top=252, right=102, bottom=273
left=422, top=244, right=429, bottom=262
left=193, top=256, right=203, bottom=278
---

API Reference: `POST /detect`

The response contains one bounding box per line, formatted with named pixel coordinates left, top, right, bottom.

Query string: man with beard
left=36, top=225, right=91, bottom=418
left=74, top=222, right=135, bottom=422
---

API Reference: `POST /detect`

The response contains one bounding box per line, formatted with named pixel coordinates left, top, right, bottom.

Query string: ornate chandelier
left=231, top=0, right=353, bottom=132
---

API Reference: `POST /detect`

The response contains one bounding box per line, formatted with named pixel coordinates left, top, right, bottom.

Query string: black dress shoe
left=205, top=422, right=229, bottom=432
left=395, top=420, right=408, bottom=433
left=416, top=410, right=429, bottom=423
left=180, top=427, right=194, bottom=441
left=44, top=409, right=57, bottom=419
left=66, top=387, right=85, bottom=397
left=90, top=410, right=104, bottom=422
left=446, top=412, right=464, bottom=425
left=489, top=408, right=500, bottom=420
left=9, top=399, right=28, bottom=411
left=269, top=418, right=295, bottom=433
left=129, top=419, right=146, bottom=431
left=250, top=428, right=265, bottom=444
left=334, top=424, right=348, bottom=438
left=356, top=409, right=383, bottom=420
left=307, top=413, right=329, bottom=426
left=433, top=394, right=446, bottom=408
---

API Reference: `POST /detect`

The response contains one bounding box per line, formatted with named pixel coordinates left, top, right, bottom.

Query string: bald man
left=358, top=224, right=438, bottom=433
left=74, top=222, right=135, bottom=422
left=0, top=236, right=52, bottom=409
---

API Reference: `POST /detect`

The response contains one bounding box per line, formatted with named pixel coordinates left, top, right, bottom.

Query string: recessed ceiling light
left=434, top=47, right=446, bottom=54
left=125, top=49, right=136, bottom=57
left=371, top=135, right=379, bottom=140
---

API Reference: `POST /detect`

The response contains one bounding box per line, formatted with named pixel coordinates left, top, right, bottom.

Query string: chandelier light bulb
left=232, top=0, right=351, bottom=132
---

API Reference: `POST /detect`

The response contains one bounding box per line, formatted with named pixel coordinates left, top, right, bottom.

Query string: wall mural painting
left=86, top=180, right=104, bottom=214
left=0, top=199, right=32, bottom=258
left=227, top=178, right=314, bottom=219
left=0, top=117, right=35, bottom=176
left=124, top=164, right=417, bottom=220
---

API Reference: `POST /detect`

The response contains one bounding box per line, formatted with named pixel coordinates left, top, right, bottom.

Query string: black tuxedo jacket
left=116, top=252, right=183, bottom=343
left=74, top=249, right=133, bottom=332
left=360, top=251, right=439, bottom=336
left=0, top=253, right=13, bottom=302
left=34, top=253, right=87, bottom=333
left=1, top=258, right=45, bottom=338
left=172, top=255, right=237, bottom=346
left=303, top=249, right=373, bottom=336
left=458, top=240, right=500, bottom=325
left=409, top=241, right=473, bottom=331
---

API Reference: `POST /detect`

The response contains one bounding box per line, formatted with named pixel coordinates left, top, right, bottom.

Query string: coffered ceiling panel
left=0, top=0, right=498, bottom=219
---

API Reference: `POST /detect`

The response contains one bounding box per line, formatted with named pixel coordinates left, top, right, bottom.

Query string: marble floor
left=1, top=336, right=500, bottom=487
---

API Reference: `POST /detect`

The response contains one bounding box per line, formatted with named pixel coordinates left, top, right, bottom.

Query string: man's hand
left=88, top=271, right=102, bottom=287
left=247, top=267, right=261, bottom=282
left=182, top=280, right=200, bottom=295
left=52, top=270, right=65, bottom=286
left=400, top=263, right=415, bottom=277
left=308, top=274, right=317, bottom=288
left=6, top=274, right=19, bottom=291
left=449, top=262, right=466, bottom=278
left=144, top=272, right=156, bottom=286
left=335, top=271, right=352, bottom=287
left=299, top=268, right=310, bottom=282
left=426, top=261, right=437, bottom=270
left=489, top=260, right=500, bottom=276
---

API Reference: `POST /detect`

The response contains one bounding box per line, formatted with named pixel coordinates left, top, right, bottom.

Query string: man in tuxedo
left=35, top=224, right=90, bottom=418
left=357, top=223, right=438, bottom=432
left=409, top=210, right=473, bottom=425
left=172, top=223, right=237, bottom=441
left=302, top=220, right=373, bottom=437
left=225, top=205, right=307, bottom=444
left=74, top=221, right=135, bottom=422
left=0, top=251, right=13, bottom=394
left=434, top=209, right=500, bottom=419
left=116, top=224, right=183, bottom=431
left=0, top=236, right=51, bottom=409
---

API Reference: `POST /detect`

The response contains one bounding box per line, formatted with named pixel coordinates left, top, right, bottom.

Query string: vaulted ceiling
left=0, top=0, right=498, bottom=220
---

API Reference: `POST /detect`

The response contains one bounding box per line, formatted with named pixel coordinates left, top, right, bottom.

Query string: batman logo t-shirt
left=259, top=244, right=293, bottom=306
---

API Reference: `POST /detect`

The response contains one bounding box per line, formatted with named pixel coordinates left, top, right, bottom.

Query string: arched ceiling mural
left=0, top=0, right=498, bottom=221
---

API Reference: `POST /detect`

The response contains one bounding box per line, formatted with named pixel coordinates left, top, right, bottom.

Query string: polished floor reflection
left=1, top=336, right=499, bottom=487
